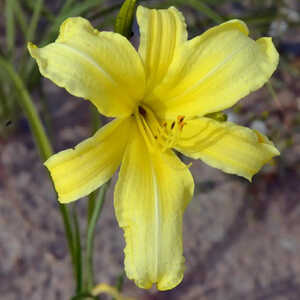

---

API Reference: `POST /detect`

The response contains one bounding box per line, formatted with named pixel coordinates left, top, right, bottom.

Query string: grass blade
left=24, top=0, right=55, bottom=22
left=59, top=0, right=76, bottom=16
left=5, top=0, right=16, bottom=54
left=42, top=0, right=105, bottom=44
left=115, top=0, right=138, bottom=38
left=175, top=0, right=224, bottom=24
left=85, top=183, right=109, bottom=290
left=14, top=1, right=28, bottom=37
left=72, top=205, right=83, bottom=294
left=27, top=0, right=44, bottom=42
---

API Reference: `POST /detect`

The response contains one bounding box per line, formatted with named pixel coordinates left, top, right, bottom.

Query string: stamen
left=140, top=116, right=156, bottom=144
left=136, top=112, right=156, bottom=152
left=177, top=115, right=185, bottom=123
left=138, top=106, right=146, bottom=117
left=161, top=118, right=186, bottom=152
left=135, top=105, right=187, bottom=152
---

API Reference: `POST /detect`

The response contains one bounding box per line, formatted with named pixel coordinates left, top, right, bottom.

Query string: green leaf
left=89, top=2, right=123, bottom=21
left=5, top=0, right=16, bottom=54
left=14, top=1, right=28, bottom=37
left=115, top=0, right=138, bottom=38
left=174, top=0, right=224, bottom=24
left=85, top=183, right=109, bottom=290
left=24, top=0, right=55, bottom=22
left=27, top=0, right=44, bottom=42
left=72, top=204, right=83, bottom=294
left=59, top=0, right=76, bottom=16
left=42, top=0, right=105, bottom=44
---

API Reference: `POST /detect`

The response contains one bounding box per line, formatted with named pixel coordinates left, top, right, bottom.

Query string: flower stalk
left=85, top=182, right=109, bottom=290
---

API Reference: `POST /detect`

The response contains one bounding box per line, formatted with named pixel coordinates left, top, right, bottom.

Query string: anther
left=171, top=121, right=175, bottom=129
left=177, top=116, right=185, bottom=123
left=138, top=106, right=146, bottom=117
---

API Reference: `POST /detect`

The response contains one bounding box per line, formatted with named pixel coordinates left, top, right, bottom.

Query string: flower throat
left=135, top=105, right=186, bottom=152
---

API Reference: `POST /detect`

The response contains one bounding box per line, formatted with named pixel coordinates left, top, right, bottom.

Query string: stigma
left=135, top=105, right=186, bottom=152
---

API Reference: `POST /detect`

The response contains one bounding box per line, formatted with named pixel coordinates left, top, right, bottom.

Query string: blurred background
left=0, top=0, right=300, bottom=299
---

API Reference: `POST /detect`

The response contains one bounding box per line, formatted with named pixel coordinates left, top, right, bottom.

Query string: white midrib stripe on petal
left=57, top=42, right=117, bottom=85
left=170, top=40, right=250, bottom=102
left=152, top=165, right=160, bottom=282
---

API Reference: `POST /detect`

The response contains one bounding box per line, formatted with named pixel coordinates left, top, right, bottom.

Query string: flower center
left=135, top=104, right=186, bottom=152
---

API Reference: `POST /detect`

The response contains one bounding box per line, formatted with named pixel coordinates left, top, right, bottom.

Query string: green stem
left=24, top=0, right=55, bottom=22
left=27, top=0, right=44, bottom=42
left=86, top=183, right=109, bottom=290
left=5, top=0, right=16, bottom=56
left=116, top=271, right=125, bottom=291
left=0, top=56, right=76, bottom=280
left=87, top=191, right=96, bottom=226
left=71, top=292, right=96, bottom=300
left=14, top=0, right=28, bottom=37
left=73, top=204, right=83, bottom=294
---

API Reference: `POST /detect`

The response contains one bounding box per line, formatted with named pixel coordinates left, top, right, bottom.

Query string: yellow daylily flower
left=28, top=6, right=280, bottom=291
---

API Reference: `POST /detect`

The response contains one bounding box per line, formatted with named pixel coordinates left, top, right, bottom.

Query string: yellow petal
left=114, top=122, right=194, bottom=290
left=176, top=117, right=280, bottom=180
left=28, top=17, right=145, bottom=117
left=92, top=283, right=134, bottom=300
left=45, top=118, right=133, bottom=203
left=146, top=19, right=279, bottom=119
left=137, top=5, right=187, bottom=93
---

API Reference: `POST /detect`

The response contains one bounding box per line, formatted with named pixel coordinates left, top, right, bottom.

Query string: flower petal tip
left=157, top=272, right=184, bottom=291
left=260, top=39, right=280, bottom=79
left=225, top=19, right=249, bottom=35
left=129, top=272, right=184, bottom=291
left=27, top=42, right=37, bottom=57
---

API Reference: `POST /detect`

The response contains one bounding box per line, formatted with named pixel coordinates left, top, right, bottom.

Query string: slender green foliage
left=14, top=1, right=28, bottom=37
left=85, top=183, right=109, bottom=290
left=176, top=0, right=223, bottom=24
left=42, top=0, right=105, bottom=44
left=27, top=0, right=44, bottom=42
left=5, top=0, right=16, bottom=54
left=73, top=205, right=84, bottom=294
left=115, top=0, right=139, bottom=38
